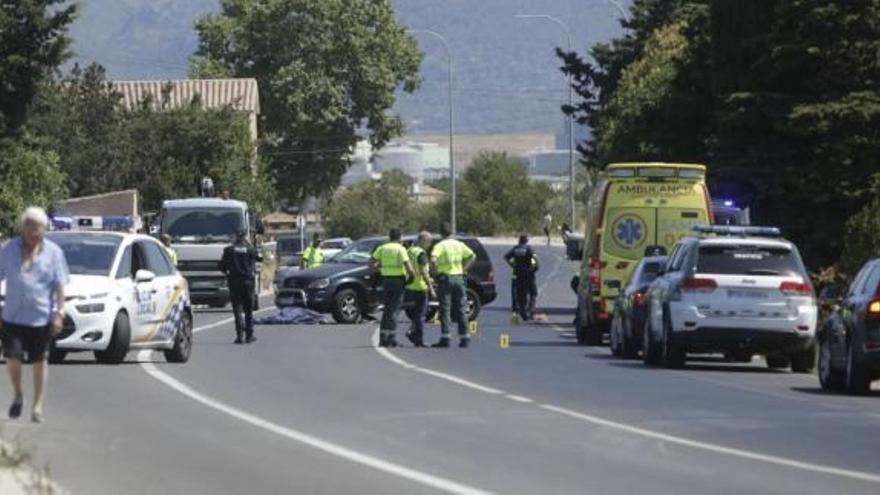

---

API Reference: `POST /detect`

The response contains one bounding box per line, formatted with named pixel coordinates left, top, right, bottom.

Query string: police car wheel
left=48, top=348, right=67, bottom=364
left=95, top=312, right=130, bottom=365
left=333, top=289, right=361, bottom=324
left=789, top=343, right=816, bottom=374
left=164, top=311, right=193, bottom=363
left=765, top=354, right=790, bottom=370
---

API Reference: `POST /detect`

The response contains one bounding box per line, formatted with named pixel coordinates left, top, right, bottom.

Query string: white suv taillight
left=681, top=277, right=718, bottom=292
left=779, top=281, right=813, bottom=296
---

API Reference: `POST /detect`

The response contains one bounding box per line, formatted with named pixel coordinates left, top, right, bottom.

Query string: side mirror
left=135, top=269, right=156, bottom=284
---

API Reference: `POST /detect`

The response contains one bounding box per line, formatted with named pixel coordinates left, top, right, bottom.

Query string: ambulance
left=575, top=163, right=713, bottom=345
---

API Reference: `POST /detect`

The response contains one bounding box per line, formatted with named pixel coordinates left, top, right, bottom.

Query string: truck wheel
left=574, top=312, right=588, bottom=345
left=818, top=336, right=845, bottom=391
left=789, top=343, right=816, bottom=373
left=846, top=341, right=872, bottom=395
left=332, top=288, right=361, bottom=324
left=164, top=311, right=193, bottom=363
left=95, top=312, right=130, bottom=365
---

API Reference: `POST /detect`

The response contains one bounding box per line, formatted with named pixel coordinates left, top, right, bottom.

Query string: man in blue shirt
left=0, top=207, right=69, bottom=423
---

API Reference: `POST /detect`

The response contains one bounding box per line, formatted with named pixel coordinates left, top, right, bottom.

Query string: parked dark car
left=608, top=256, right=667, bottom=358
left=819, top=258, right=880, bottom=394
left=274, top=235, right=497, bottom=324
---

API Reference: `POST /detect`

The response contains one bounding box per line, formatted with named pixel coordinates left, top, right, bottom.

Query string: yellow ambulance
left=575, top=163, right=713, bottom=345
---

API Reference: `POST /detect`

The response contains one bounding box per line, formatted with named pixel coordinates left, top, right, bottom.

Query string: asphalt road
left=3, top=243, right=880, bottom=494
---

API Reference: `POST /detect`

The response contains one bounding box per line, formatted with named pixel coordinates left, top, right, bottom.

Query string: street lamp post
left=514, top=14, right=576, bottom=229
left=408, top=29, right=457, bottom=234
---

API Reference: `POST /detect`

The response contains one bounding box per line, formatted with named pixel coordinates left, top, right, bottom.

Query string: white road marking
left=505, top=395, right=534, bottom=404
left=138, top=320, right=494, bottom=495
left=373, top=326, right=880, bottom=485
left=370, top=329, right=504, bottom=394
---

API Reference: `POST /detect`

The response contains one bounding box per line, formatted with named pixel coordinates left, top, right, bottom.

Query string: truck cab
left=158, top=198, right=261, bottom=308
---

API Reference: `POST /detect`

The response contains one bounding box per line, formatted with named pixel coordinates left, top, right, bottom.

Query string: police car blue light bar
left=692, top=225, right=781, bottom=237
left=50, top=216, right=134, bottom=232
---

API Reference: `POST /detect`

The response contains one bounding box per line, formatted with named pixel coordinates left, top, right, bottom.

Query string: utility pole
left=408, top=29, right=457, bottom=234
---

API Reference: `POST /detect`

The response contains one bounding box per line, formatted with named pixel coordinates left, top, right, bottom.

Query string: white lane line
left=373, top=332, right=880, bottom=485
left=138, top=324, right=493, bottom=495
left=539, top=404, right=880, bottom=484
left=370, top=329, right=504, bottom=394
left=505, top=395, right=534, bottom=404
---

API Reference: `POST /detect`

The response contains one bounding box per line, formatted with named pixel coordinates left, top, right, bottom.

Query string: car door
left=140, top=240, right=179, bottom=342
left=831, top=263, right=874, bottom=364
left=846, top=262, right=880, bottom=357
left=650, top=243, right=690, bottom=335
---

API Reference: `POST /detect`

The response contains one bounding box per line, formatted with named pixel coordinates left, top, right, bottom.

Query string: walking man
left=506, top=235, right=539, bottom=322
left=431, top=222, right=476, bottom=348
left=371, top=229, right=414, bottom=347
left=404, top=231, right=435, bottom=347
left=220, top=230, right=261, bottom=344
left=542, top=211, right=553, bottom=245
left=0, top=207, right=70, bottom=423
left=300, top=234, right=324, bottom=270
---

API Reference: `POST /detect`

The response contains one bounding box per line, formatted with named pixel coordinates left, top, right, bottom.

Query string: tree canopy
left=191, top=0, right=422, bottom=203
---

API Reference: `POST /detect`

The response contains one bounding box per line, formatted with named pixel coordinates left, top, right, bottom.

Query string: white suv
left=642, top=226, right=817, bottom=371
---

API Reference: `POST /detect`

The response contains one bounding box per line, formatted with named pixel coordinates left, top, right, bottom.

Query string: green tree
left=0, top=0, right=76, bottom=136
left=191, top=0, right=422, bottom=202
left=323, top=171, right=428, bottom=239
left=447, top=152, right=554, bottom=236
left=0, top=137, right=66, bottom=234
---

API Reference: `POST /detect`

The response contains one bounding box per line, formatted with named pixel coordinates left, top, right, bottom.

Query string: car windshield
left=161, top=207, right=245, bottom=243
left=697, top=245, right=804, bottom=277
left=48, top=234, right=121, bottom=276
left=332, top=239, right=381, bottom=264
left=321, top=240, right=347, bottom=249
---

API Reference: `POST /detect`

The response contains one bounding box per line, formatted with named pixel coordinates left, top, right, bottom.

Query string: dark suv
left=274, top=235, right=497, bottom=324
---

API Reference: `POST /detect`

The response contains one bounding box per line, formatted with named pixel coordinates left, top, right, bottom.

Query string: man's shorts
left=1, top=322, right=51, bottom=362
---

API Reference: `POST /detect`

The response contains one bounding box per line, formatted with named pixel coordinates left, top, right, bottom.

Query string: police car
left=2, top=223, right=193, bottom=364
left=642, top=225, right=817, bottom=371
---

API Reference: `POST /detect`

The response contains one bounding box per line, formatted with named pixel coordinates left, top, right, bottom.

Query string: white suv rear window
left=697, top=245, right=803, bottom=277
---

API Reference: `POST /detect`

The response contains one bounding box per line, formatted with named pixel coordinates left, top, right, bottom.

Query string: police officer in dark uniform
left=506, top=234, right=539, bottom=322
left=219, top=230, right=261, bottom=344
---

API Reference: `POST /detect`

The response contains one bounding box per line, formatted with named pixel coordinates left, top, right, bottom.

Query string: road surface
left=3, top=244, right=879, bottom=494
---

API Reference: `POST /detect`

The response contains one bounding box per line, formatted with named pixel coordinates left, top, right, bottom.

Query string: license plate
left=727, top=289, right=768, bottom=299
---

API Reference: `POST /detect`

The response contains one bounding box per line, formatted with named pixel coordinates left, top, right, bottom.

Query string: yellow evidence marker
left=469, top=320, right=478, bottom=335
left=499, top=333, right=510, bottom=349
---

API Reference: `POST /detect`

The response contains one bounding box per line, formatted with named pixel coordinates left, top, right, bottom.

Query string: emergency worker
left=431, top=223, right=475, bottom=348
left=404, top=231, right=435, bottom=347
left=219, top=230, right=261, bottom=344
left=371, top=229, right=414, bottom=347
left=160, top=234, right=177, bottom=267
left=300, top=235, right=324, bottom=270
left=506, top=235, right=539, bottom=321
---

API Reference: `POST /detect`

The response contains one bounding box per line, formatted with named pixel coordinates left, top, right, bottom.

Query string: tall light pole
left=515, top=14, right=576, bottom=228
left=408, top=29, right=457, bottom=234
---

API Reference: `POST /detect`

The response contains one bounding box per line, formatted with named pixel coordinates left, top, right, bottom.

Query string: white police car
left=3, top=231, right=193, bottom=364
left=643, top=226, right=818, bottom=371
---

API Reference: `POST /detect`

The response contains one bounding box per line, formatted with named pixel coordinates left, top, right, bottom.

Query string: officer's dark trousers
left=230, top=279, right=255, bottom=337
left=404, top=290, right=428, bottom=341
left=439, top=275, right=468, bottom=340
left=514, top=273, right=537, bottom=320
left=380, top=276, right=406, bottom=342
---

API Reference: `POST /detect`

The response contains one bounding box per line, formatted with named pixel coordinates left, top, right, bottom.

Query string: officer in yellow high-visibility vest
left=404, top=231, right=436, bottom=347
left=431, top=222, right=476, bottom=348
left=371, top=228, right=415, bottom=347
left=300, top=234, right=324, bottom=270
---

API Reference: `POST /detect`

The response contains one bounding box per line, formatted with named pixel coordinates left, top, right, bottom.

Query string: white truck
left=157, top=198, right=263, bottom=308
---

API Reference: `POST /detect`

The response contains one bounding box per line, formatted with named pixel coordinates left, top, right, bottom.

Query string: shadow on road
left=789, top=386, right=880, bottom=398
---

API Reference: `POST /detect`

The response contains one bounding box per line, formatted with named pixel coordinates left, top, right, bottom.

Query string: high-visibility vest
left=302, top=246, right=324, bottom=269
left=406, top=245, right=428, bottom=291
left=432, top=238, right=474, bottom=276
left=372, top=242, right=409, bottom=277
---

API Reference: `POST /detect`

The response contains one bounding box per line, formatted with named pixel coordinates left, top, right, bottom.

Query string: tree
left=449, top=152, right=554, bottom=236
left=0, top=137, right=66, bottom=234
left=323, top=171, right=431, bottom=239
left=191, top=0, right=422, bottom=202
left=0, top=0, right=76, bottom=136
